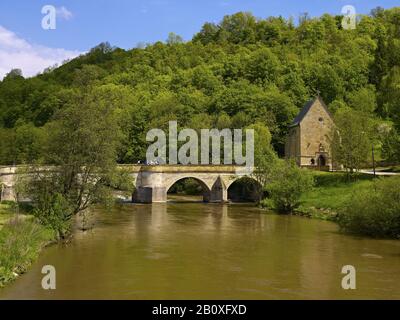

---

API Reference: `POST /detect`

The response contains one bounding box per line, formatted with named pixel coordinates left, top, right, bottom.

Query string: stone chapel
left=285, top=96, right=334, bottom=170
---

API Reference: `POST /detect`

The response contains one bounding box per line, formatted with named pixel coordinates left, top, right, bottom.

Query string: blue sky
left=0, top=0, right=398, bottom=78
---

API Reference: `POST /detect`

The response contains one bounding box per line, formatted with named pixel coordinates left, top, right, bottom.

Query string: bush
left=33, top=193, right=72, bottom=240
left=266, top=160, right=314, bottom=213
left=338, top=177, right=400, bottom=238
left=259, top=197, right=275, bottom=209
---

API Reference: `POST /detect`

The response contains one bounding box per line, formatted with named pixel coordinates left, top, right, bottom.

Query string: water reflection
left=1, top=203, right=400, bottom=300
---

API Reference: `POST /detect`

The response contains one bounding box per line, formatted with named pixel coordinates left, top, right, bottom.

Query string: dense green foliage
left=330, top=107, right=377, bottom=173
left=338, top=177, right=400, bottom=238
left=382, top=123, right=400, bottom=163
left=1, top=8, right=400, bottom=165
left=250, top=122, right=278, bottom=200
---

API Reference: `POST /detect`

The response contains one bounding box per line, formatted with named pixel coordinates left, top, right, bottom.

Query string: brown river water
left=1, top=201, right=400, bottom=299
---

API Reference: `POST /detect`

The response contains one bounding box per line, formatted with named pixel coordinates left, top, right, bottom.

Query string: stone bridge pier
left=0, top=166, right=18, bottom=202
left=130, top=165, right=250, bottom=203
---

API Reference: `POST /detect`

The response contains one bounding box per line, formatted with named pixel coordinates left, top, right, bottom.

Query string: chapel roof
left=290, top=96, right=332, bottom=127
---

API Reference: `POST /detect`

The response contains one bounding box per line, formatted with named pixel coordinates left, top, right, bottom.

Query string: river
left=1, top=201, right=400, bottom=299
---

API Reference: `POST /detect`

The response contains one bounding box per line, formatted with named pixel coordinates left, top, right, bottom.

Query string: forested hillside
left=0, top=8, right=399, bottom=164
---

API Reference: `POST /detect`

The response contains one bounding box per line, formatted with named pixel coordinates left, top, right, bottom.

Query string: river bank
left=291, top=172, right=400, bottom=239
left=258, top=171, right=376, bottom=222
left=296, top=172, right=376, bottom=221
left=0, top=203, right=54, bottom=288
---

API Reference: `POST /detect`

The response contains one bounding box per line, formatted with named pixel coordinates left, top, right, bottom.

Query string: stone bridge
left=1, top=165, right=255, bottom=203
left=128, top=165, right=253, bottom=203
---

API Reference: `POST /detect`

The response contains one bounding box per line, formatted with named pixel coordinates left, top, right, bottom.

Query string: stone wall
left=285, top=126, right=301, bottom=165
left=299, top=99, right=334, bottom=168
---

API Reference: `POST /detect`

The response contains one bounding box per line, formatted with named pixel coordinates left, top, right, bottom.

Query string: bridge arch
left=166, top=176, right=211, bottom=202
left=227, top=176, right=262, bottom=202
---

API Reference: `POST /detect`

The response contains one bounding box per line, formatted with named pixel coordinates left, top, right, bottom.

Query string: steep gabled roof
left=290, top=96, right=332, bottom=127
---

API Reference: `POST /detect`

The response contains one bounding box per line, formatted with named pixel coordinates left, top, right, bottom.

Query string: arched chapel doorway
left=317, top=155, right=326, bottom=167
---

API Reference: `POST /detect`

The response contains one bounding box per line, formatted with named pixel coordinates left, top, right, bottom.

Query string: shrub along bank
left=337, top=176, right=400, bottom=238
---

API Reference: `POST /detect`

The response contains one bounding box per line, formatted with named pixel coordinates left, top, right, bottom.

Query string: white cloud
left=56, top=6, right=73, bottom=20
left=0, top=26, right=82, bottom=79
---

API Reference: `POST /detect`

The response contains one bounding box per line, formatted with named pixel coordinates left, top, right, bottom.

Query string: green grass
left=0, top=201, right=34, bottom=229
left=297, top=172, right=376, bottom=220
left=0, top=201, right=55, bottom=287
left=0, top=217, right=54, bottom=287
left=0, top=202, right=15, bottom=229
